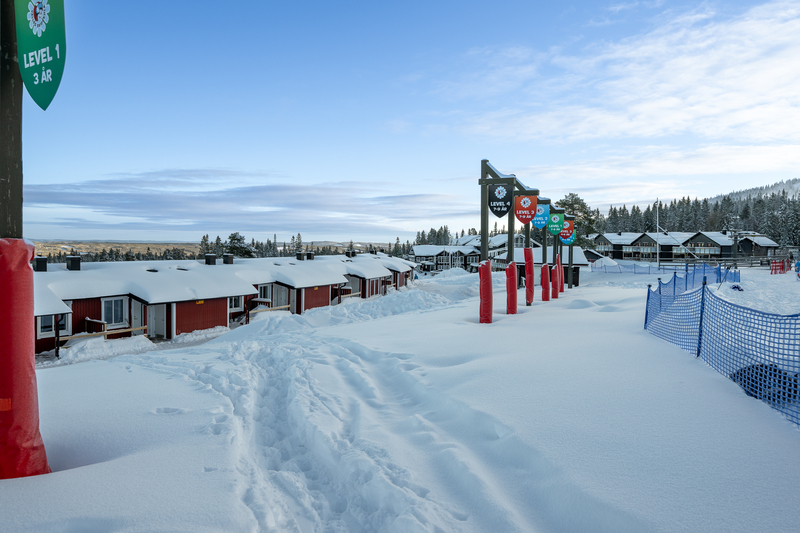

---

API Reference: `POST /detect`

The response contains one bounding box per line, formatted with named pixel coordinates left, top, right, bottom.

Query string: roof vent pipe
left=66, top=256, right=81, bottom=271
left=205, top=254, right=216, bottom=265
left=617, top=232, right=622, bottom=236
left=296, top=252, right=304, bottom=261
left=32, top=257, right=47, bottom=272
left=223, top=253, right=234, bottom=264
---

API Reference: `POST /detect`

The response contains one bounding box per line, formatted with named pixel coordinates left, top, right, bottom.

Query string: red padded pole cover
left=541, top=264, right=550, bottom=301
left=524, top=248, right=534, bottom=305
left=506, top=262, right=517, bottom=314
left=557, top=254, right=565, bottom=293
left=479, top=261, right=493, bottom=324
left=551, top=264, right=559, bottom=299
left=0, top=239, right=50, bottom=479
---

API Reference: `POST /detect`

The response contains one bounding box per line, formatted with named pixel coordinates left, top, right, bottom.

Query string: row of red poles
left=479, top=248, right=565, bottom=323
left=770, top=258, right=792, bottom=275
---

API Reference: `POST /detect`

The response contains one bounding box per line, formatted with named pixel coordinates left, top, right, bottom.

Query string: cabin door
left=131, top=301, right=144, bottom=335
left=273, top=285, right=289, bottom=309
left=147, top=304, right=167, bottom=339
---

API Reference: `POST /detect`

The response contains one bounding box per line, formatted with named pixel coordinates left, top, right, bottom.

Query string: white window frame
left=228, top=296, right=243, bottom=312
left=36, top=301, right=73, bottom=339
left=101, top=296, right=129, bottom=330
left=258, top=284, right=272, bottom=300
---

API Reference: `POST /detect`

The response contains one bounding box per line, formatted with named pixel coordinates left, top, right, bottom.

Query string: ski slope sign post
left=15, top=0, right=66, bottom=110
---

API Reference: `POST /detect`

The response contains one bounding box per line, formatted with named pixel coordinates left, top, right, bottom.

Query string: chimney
left=370, top=250, right=377, bottom=255
left=306, top=252, right=314, bottom=261
left=721, top=230, right=727, bottom=235
left=223, top=253, right=234, bottom=264
left=32, top=256, right=47, bottom=272
left=205, top=254, right=216, bottom=265
left=296, top=252, right=304, bottom=261
left=66, top=256, right=81, bottom=271
left=617, top=232, right=622, bottom=236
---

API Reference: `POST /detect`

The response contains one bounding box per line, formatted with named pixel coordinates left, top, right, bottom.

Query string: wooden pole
left=0, top=0, right=23, bottom=239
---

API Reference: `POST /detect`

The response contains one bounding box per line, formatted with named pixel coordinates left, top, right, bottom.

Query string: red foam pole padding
left=551, top=264, right=559, bottom=299
left=506, top=262, right=517, bottom=314
left=524, top=248, right=534, bottom=304
left=479, top=261, right=493, bottom=323
left=0, top=239, right=50, bottom=479
left=541, top=264, right=550, bottom=301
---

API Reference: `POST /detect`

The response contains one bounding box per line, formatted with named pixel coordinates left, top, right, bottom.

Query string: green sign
left=15, top=0, right=66, bottom=110
left=547, top=212, right=564, bottom=235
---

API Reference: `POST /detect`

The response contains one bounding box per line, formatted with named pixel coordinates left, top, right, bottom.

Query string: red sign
left=514, top=195, right=538, bottom=225
left=559, top=219, right=575, bottom=240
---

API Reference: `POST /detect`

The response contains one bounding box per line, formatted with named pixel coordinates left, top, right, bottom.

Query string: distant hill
left=707, top=178, right=800, bottom=203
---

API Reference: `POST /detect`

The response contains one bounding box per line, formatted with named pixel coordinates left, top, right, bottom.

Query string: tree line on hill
left=407, top=189, right=800, bottom=251
left=599, top=191, right=800, bottom=247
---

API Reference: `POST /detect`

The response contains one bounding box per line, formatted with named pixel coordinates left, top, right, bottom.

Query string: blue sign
left=532, top=204, right=549, bottom=229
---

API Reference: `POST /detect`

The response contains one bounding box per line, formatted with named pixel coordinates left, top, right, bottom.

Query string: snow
left=33, top=282, right=71, bottom=317
left=5, top=268, right=800, bottom=532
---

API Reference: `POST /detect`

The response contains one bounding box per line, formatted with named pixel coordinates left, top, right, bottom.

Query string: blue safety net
left=644, top=278, right=800, bottom=426
left=592, top=261, right=740, bottom=284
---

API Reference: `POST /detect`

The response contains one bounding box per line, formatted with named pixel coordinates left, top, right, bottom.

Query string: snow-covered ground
left=3, top=268, right=800, bottom=532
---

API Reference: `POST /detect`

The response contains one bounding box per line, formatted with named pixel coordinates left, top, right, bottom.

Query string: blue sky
left=21, top=0, right=800, bottom=244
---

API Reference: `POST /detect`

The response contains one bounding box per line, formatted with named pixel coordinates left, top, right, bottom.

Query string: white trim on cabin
left=101, top=296, right=129, bottom=330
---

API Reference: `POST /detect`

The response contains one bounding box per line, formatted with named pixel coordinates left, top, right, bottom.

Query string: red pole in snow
left=0, top=240, right=51, bottom=478
left=0, top=2, right=51, bottom=479
left=551, top=264, right=559, bottom=299
left=524, top=248, right=534, bottom=305
left=479, top=260, right=493, bottom=323
left=506, top=262, right=517, bottom=314
left=541, top=264, right=550, bottom=301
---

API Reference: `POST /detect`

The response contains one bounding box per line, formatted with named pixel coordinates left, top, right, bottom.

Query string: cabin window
left=102, top=297, right=128, bottom=329
left=40, top=315, right=53, bottom=334
left=228, top=296, right=243, bottom=311
left=258, top=284, right=272, bottom=300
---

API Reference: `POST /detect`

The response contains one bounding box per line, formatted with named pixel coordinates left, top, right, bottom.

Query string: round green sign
left=15, top=0, right=66, bottom=110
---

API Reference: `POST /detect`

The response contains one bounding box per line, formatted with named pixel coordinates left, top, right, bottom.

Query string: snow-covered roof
left=34, top=282, right=72, bottom=317
left=314, top=256, right=392, bottom=280
left=236, top=257, right=349, bottom=288
left=495, top=247, right=589, bottom=266
left=36, top=260, right=259, bottom=305
left=598, top=233, right=644, bottom=245
left=694, top=232, right=734, bottom=246
left=641, top=232, right=697, bottom=245
left=412, top=245, right=479, bottom=256
left=454, top=234, right=481, bottom=246
left=366, top=253, right=414, bottom=273
left=739, top=234, right=778, bottom=247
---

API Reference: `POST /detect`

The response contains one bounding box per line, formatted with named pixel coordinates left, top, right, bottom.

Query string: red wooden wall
left=303, top=285, right=331, bottom=312
left=175, top=298, right=227, bottom=337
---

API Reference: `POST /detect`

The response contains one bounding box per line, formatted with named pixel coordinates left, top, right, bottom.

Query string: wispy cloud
left=23, top=170, right=475, bottom=238
left=447, top=1, right=800, bottom=144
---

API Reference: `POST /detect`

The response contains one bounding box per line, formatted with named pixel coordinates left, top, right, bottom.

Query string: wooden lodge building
left=589, top=231, right=779, bottom=262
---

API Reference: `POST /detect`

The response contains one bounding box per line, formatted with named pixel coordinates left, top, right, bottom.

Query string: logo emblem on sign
left=521, top=197, right=531, bottom=208
left=488, top=184, right=512, bottom=218
left=28, top=1, right=51, bottom=37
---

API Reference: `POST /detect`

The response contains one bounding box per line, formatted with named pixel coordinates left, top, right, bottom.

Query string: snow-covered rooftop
left=35, top=260, right=259, bottom=305
left=34, top=282, right=73, bottom=317
left=598, top=232, right=644, bottom=245
left=495, top=246, right=589, bottom=266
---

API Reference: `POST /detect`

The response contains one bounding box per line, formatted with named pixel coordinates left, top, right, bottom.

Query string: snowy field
left=3, top=267, right=800, bottom=532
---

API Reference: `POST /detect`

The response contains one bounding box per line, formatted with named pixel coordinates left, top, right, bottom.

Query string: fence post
left=644, top=285, right=651, bottom=329
left=657, top=278, right=662, bottom=295
left=696, top=276, right=707, bottom=358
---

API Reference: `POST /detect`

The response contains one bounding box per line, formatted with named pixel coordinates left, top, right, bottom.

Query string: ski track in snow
left=115, top=276, right=648, bottom=532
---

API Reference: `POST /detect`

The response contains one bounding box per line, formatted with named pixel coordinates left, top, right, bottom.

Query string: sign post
left=0, top=0, right=64, bottom=480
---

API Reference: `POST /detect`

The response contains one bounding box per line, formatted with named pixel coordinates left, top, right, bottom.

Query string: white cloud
left=456, top=1, right=800, bottom=143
